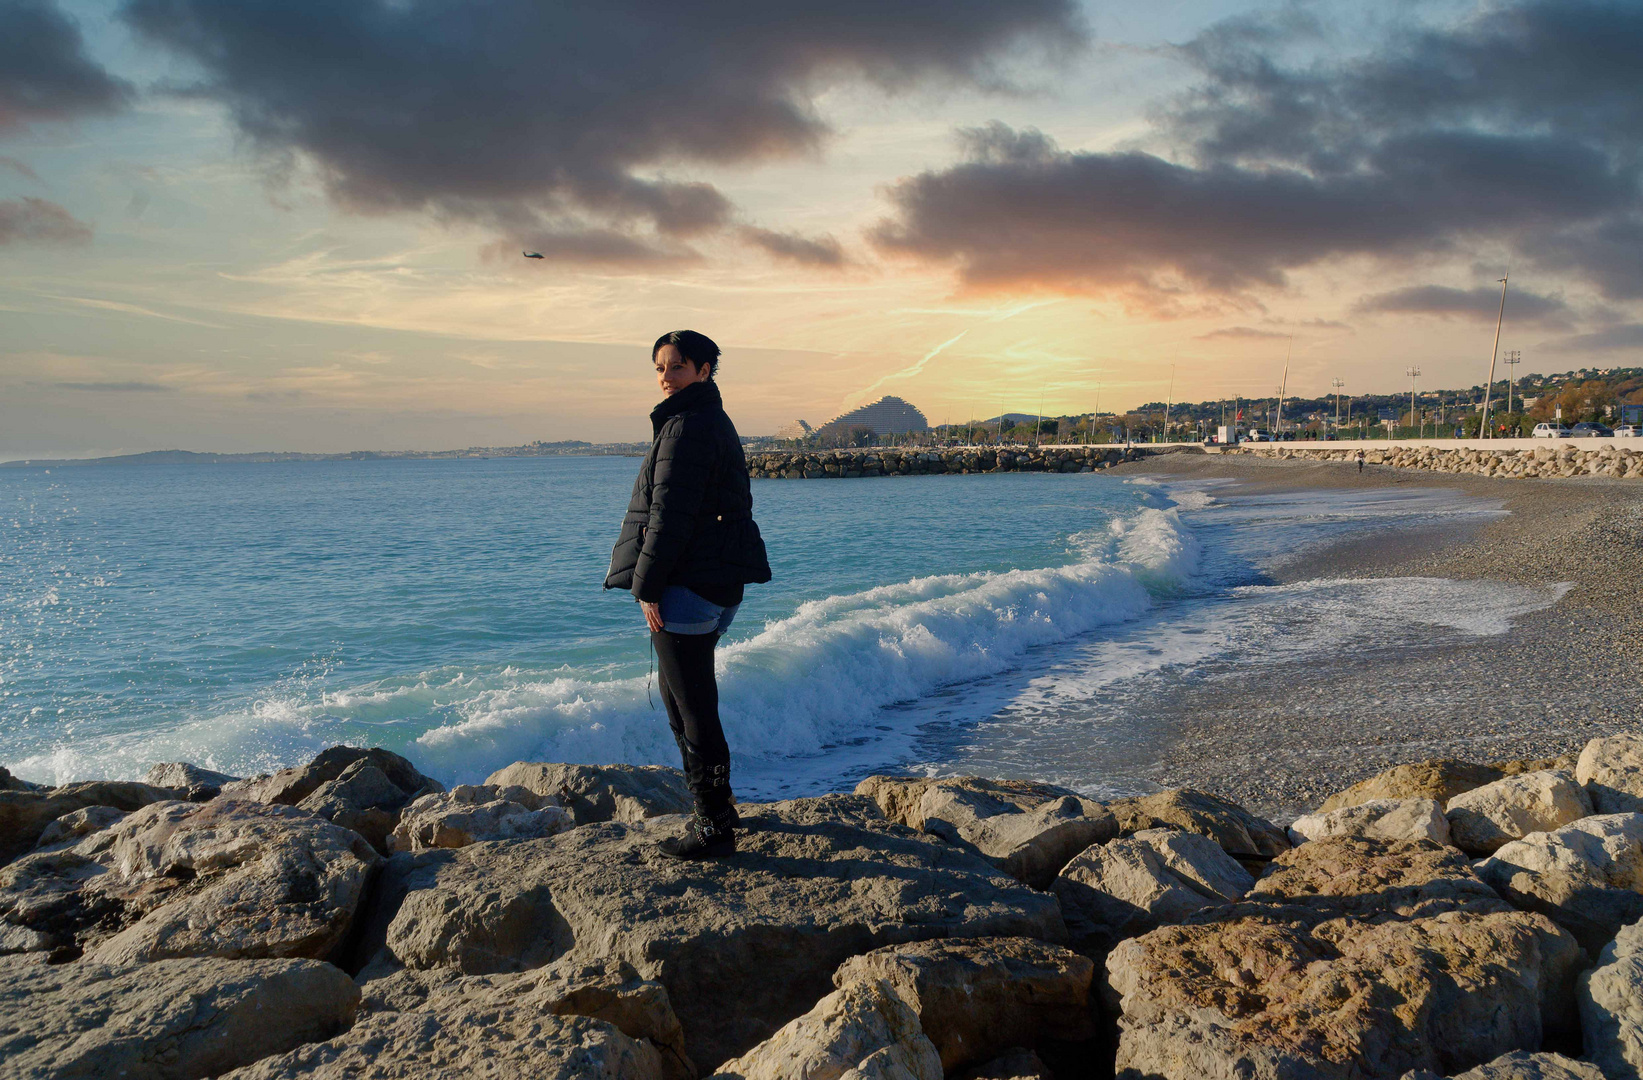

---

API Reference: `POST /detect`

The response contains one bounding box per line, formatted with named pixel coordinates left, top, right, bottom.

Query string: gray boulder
left=1107, top=788, right=1289, bottom=873
left=1052, top=828, right=1252, bottom=956
left=832, top=937, right=1096, bottom=1072
left=0, top=767, right=44, bottom=792
left=1445, top=770, right=1593, bottom=855
left=1577, top=733, right=1643, bottom=813
left=484, top=761, right=692, bottom=824
left=0, top=780, right=175, bottom=864
left=34, top=805, right=127, bottom=850
left=388, top=784, right=573, bottom=852
left=1104, top=837, right=1583, bottom=1080
left=221, top=745, right=441, bottom=808
left=1580, top=916, right=1643, bottom=1080
left=0, top=798, right=380, bottom=964
left=708, top=979, right=941, bottom=1080
left=1288, top=798, right=1451, bottom=847
left=145, top=762, right=241, bottom=801
left=1401, top=1050, right=1605, bottom=1079
left=371, top=794, right=1065, bottom=1067
left=0, top=954, right=359, bottom=1080
left=1479, top=813, right=1643, bottom=954
left=856, top=775, right=1117, bottom=888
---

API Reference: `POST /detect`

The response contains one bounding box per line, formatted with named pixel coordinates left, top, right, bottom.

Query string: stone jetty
left=1232, top=441, right=1643, bottom=480
left=6, top=739, right=1643, bottom=1077
left=747, top=445, right=1142, bottom=479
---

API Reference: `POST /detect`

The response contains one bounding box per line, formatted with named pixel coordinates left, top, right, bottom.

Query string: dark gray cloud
left=1196, top=326, right=1288, bottom=341
left=875, top=2, right=1643, bottom=303
left=0, top=196, right=92, bottom=244
left=0, top=0, right=131, bottom=133
left=1355, top=284, right=1572, bottom=325
left=1549, top=323, right=1643, bottom=351
left=122, top=0, right=1082, bottom=262
left=740, top=226, right=847, bottom=268
left=52, top=381, right=172, bottom=392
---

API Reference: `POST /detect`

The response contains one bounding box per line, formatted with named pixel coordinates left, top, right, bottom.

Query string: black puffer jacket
left=604, top=380, right=771, bottom=603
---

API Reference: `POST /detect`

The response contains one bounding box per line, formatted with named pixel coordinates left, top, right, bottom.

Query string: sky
left=2, top=0, right=1641, bottom=457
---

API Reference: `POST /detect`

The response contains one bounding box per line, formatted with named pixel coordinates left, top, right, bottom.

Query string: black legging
left=652, top=629, right=732, bottom=811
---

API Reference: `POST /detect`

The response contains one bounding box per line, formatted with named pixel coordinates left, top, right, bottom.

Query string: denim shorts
left=659, top=585, right=739, bottom=635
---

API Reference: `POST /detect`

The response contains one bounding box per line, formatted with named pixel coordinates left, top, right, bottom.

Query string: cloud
left=122, top=0, right=1082, bottom=257
left=52, top=381, right=174, bottom=392
left=0, top=197, right=92, bottom=245
left=0, top=0, right=132, bottom=133
left=0, top=156, right=39, bottom=181
left=1196, top=326, right=1289, bottom=341
left=873, top=2, right=1643, bottom=303
left=1355, top=284, right=1572, bottom=325
left=740, top=226, right=848, bottom=268
left=1549, top=323, right=1643, bottom=351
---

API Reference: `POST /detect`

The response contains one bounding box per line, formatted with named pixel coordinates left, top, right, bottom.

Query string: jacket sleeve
left=631, top=416, right=716, bottom=602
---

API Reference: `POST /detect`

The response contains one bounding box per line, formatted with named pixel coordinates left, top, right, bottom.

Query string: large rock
left=1105, top=837, right=1583, bottom=1080
left=371, top=795, right=1066, bottom=1067
left=1577, top=733, right=1643, bottom=814
left=1479, top=813, right=1643, bottom=954
left=832, top=937, right=1096, bottom=1071
left=298, top=759, right=432, bottom=853
left=0, top=954, right=359, bottom=1080
left=221, top=745, right=441, bottom=808
left=1288, top=798, right=1450, bottom=847
left=856, top=775, right=1117, bottom=888
left=146, top=762, right=241, bottom=801
left=34, top=805, right=127, bottom=850
left=960, top=1048, right=1052, bottom=1080
left=1402, top=1051, right=1605, bottom=1079
left=388, top=784, right=573, bottom=852
left=0, top=767, right=45, bottom=792
left=1052, top=828, right=1252, bottom=956
left=1446, top=771, right=1593, bottom=855
left=709, top=979, right=942, bottom=1080
left=1106, top=789, right=1289, bottom=871
left=484, top=761, right=692, bottom=824
left=1580, top=915, right=1643, bottom=1080
left=1319, top=759, right=1506, bottom=813
left=225, top=1000, right=665, bottom=1080
left=0, top=780, right=175, bottom=864
left=0, top=798, right=380, bottom=964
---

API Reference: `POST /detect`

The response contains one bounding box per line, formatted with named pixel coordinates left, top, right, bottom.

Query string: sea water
left=0, top=457, right=1562, bottom=796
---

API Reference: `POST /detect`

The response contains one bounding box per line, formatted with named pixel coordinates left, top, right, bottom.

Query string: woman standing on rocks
left=605, top=330, right=771, bottom=859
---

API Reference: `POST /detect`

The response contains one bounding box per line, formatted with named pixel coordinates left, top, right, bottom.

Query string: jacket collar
left=650, top=379, right=721, bottom=432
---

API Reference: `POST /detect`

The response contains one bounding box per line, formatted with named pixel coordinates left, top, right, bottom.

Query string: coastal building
left=818, top=396, right=929, bottom=435
left=774, top=419, right=813, bottom=439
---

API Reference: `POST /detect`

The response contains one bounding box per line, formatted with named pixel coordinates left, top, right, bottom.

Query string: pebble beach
left=1116, top=451, right=1643, bottom=820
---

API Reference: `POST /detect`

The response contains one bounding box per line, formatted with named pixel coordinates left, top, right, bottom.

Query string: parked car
left=1247, top=429, right=1275, bottom=442
left=1531, top=423, right=1572, bottom=439
left=1616, top=425, right=1640, bottom=438
left=1570, top=422, right=1614, bottom=438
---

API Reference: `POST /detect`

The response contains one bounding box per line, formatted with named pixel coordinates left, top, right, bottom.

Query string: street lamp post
left=1405, top=366, right=1421, bottom=439
left=1332, top=378, right=1345, bottom=431
left=1480, top=272, right=1509, bottom=438
left=1503, top=351, right=1521, bottom=434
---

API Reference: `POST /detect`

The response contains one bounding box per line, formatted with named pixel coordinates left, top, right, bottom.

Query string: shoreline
left=1109, top=454, right=1643, bottom=820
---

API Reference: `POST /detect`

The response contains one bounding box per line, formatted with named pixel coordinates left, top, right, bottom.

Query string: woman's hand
left=642, top=601, right=664, bottom=633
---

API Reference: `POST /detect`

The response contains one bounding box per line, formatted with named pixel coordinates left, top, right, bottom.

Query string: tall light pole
left=1480, top=272, right=1509, bottom=437
left=1405, top=366, right=1421, bottom=439
left=1332, top=378, right=1345, bottom=429
left=1503, top=350, right=1521, bottom=431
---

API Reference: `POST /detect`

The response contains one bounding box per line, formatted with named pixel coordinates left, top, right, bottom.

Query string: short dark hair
left=652, top=330, right=720, bottom=380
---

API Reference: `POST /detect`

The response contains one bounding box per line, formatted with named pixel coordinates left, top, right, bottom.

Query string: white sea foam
left=405, top=507, right=1202, bottom=783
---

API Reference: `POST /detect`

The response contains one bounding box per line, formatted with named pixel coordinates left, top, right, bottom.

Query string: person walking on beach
left=1355, top=448, right=1365, bottom=473
left=605, top=331, right=771, bottom=859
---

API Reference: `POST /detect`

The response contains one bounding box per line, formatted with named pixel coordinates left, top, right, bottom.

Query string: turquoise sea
left=0, top=457, right=1561, bottom=797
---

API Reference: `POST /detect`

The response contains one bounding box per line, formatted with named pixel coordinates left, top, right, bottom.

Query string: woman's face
left=655, top=343, right=711, bottom=396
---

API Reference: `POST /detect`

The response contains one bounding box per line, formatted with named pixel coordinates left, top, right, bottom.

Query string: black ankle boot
left=658, top=805, right=736, bottom=860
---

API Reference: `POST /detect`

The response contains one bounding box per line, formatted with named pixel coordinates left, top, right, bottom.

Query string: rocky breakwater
left=747, top=445, right=1148, bottom=479
left=1233, top=441, right=1643, bottom=480
left=7, top=741, right=1643, bottom=1077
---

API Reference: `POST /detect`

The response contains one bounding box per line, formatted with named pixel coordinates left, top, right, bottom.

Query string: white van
left=1531, top=423, right=1571, bottom=439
